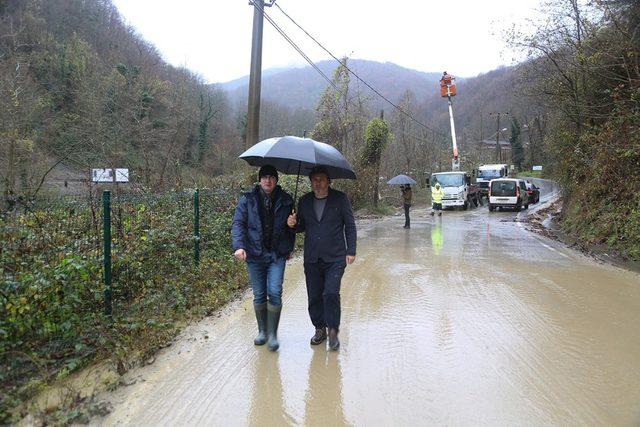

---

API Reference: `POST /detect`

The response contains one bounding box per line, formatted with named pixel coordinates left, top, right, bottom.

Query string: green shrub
left=0, top=188, right=248, bottom=422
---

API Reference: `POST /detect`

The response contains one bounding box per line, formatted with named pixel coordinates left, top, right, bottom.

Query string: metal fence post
left=103, top=190, right=112, bottom=316
left=194, top=189, right=200, bottom=266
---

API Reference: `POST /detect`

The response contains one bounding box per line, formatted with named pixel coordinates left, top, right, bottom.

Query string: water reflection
left=248, top=352, right=288, bottom=426
left=403, top=228, right=411, bottom=257
left=304, top=349, right=349, bottom=426
left=431, top=223, right=443, bottom=255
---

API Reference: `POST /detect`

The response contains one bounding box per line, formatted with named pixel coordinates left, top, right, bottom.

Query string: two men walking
left=233, top=165, right=357, bottom=351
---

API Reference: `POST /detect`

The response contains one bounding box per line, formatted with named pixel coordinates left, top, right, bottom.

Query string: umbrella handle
left=292, top=161, right=301, bottom=213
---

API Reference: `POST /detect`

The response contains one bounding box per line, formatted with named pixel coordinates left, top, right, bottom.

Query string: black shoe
left=310, top=327, right=327, bottom=345
left=328, top=328, right=340, bottom=351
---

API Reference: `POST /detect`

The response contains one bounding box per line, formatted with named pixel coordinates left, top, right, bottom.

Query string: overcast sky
left=112, top=0, right=542, bottom=84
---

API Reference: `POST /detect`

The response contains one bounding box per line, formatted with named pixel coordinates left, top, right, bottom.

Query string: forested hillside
left=509, top=0, right=640, bottom=258
left=1, top=0, right=240, bottom=203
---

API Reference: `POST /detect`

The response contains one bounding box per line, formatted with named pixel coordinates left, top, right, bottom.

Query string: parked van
left=488, top=178, right=529, bottom=212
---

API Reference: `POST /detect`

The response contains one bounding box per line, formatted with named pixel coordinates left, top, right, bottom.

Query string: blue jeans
left=246, top=256, right=286, bottom=306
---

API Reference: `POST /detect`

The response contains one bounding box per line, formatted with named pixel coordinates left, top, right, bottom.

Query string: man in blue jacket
left=232, top=165, right=295, bottom=351
left=287, top=166, right=357, bottom=350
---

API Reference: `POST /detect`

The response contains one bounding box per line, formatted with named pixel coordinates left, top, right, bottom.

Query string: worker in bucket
left=430, top=182, right=444, bottom=217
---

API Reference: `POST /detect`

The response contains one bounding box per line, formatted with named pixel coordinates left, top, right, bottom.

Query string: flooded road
left=101, top=183, right=640, bottom=426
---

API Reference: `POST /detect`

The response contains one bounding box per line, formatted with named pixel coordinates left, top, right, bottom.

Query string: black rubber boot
left=253, top=302, right=267, bottom=346
left=267, top=303, right=282, bottom=352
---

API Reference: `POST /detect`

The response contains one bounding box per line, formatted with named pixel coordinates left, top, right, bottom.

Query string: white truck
left=430, top=171, right=482, bottom=210
left=428, top=73, right=481, bottom=210
left=475, top=164, right=509, bottom=198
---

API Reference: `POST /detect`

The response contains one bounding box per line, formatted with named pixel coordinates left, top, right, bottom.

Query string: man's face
left=259, top=175, right=277, bottom=194
left=310, top=173, right=330, bottom=197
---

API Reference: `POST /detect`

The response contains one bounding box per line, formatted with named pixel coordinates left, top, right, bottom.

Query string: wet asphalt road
left=100, top=179, right=640, bottom=426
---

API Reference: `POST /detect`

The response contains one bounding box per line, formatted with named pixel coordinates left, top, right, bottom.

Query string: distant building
left=474, top=139, right=512, bottom=164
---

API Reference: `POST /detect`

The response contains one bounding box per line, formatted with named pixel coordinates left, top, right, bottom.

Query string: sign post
left=92, top=168, right=129, bottom=316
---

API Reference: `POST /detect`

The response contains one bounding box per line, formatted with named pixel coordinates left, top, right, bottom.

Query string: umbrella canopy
left=387, top=174, right=417, bottom=185
left=239, top=136, right=356, bottom=179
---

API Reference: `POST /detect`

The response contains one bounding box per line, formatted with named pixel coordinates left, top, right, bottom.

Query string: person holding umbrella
left=400, top=184, right=413, bottom=228
left=232, top=165, right=295, bottom=352
left=386, top=174, right=417, bottom=229
left=287, top=166, right=357, bottom=351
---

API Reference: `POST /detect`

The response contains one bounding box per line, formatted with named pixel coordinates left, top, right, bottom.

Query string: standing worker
left=431, top=182, right=444, bottom=217
left=401, top=184, right=412, bottom=228
left=287, top=166, right=357, bottom=351
left=232, top=165, right=296, bottom=351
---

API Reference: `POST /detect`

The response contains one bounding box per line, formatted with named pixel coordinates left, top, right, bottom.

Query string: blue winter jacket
left=232, top=185, right=295, bottom=260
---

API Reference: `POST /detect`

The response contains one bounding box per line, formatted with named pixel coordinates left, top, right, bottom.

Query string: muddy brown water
left=99, top=184, right=640, bottom=426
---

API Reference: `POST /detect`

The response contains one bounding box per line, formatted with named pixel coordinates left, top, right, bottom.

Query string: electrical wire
left=255, top=1, right=450, bottom=149
left=272, top=2, right=448, bottom=139
left=255, top=3, right=338, bottom=91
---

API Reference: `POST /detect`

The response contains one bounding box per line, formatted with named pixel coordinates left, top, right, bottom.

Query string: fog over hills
left=219, top=59, right=445, bottom=111
left=220, top=59, right=518, bottom=142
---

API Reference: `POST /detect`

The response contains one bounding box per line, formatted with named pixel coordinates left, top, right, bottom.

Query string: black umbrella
left=239, top=136, right=356, bottom=208
left=387, top=174, right=417, bottom=185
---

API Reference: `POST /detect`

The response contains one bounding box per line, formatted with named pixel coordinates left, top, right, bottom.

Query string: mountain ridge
left=219, top=59, right=446, bottom=110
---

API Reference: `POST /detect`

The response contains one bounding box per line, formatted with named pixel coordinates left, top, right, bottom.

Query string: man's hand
left=346, top=255, right=355, bottom=265
left=287, top=213, right=297, bottom=228
left=234, top=248, right=247, bottom=261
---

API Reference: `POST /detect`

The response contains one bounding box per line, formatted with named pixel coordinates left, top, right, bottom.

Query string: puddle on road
left=100, top=211, right=640, bottom=426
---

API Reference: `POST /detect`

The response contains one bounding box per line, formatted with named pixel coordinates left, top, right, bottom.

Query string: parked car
left=525, top=181, right=540, bottom=204
left=488, top=178, right=529, bottom=212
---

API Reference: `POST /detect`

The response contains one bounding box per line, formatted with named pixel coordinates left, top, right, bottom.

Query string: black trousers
left=403, top=203, right=411, bottom=227
left=304, top=259, right=346, bottom=331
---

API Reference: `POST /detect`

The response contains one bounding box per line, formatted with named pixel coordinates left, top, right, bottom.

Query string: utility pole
left=490, top=112, right=508, bottom=163
left=479, top=104, right=484, bottom=142
left=246, top=0, right=275, bottom=151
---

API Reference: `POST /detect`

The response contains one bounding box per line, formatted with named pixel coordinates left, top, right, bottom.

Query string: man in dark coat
left=232, top=165, right=295, bottom=351
left=287, top=166, right=357, bottom=350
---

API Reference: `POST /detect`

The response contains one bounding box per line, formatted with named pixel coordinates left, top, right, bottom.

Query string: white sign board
left=532, top=165, right=543, bottom=171
left=115, top=169, right=129, bottom=182
left=92, top=168, right=113, bottom=182
left=92, top=168, right=130, bottom=183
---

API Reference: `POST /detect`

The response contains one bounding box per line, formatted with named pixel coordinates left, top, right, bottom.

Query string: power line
left=272, top=2, right=447, bottom=139
left=255, top=2, right=448, bottom=149
left=253, top=2, right=337, bottom=91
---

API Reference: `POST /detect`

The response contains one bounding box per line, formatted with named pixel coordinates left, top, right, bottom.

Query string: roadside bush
left=0, top=188, right=248, bottom=422
left=555, top=104, right=640, bottom=259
